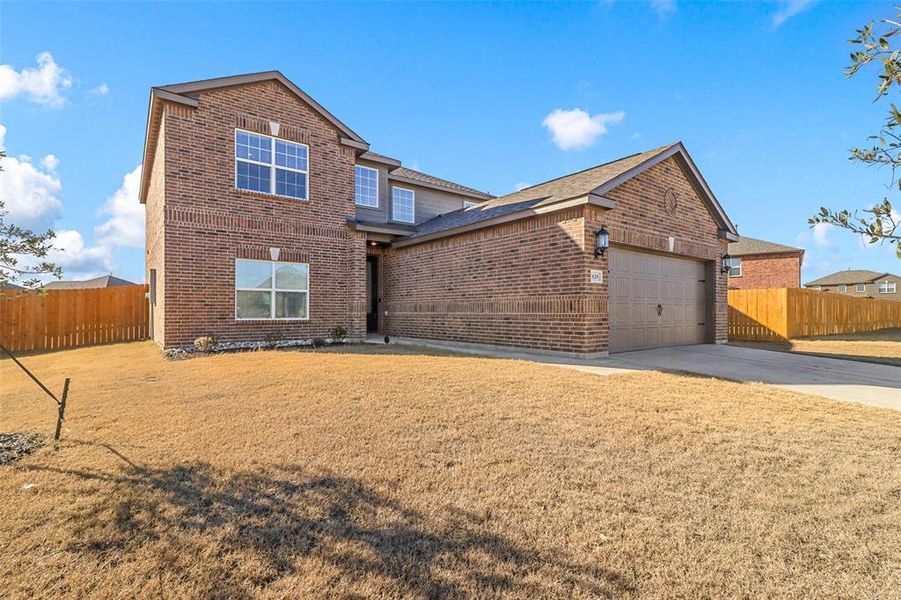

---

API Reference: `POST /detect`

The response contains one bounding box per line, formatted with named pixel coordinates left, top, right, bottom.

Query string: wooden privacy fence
left=0, top=285, right=149, bottom=352
left=728, top=287, right=901, bottom=340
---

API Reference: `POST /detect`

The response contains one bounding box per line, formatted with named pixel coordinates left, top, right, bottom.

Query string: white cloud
left=514, top=182, right=532, bottom=191
left=542, top=108, right=625, bottom=150
left=47, top=229, right=114, bottom=279
left=41, top=154, right=59, bottom=172
left=88, top=83, right=109, bottom=96
left=772, top=0, right=815, bottom=28
left=0, top=51, right=72, bottom=108
left=0, top=123, right=5, bottom=152
left=651, top=0, right=676, bottom=19
left=0, top=143, right=63, bottom=231
left=796, top=222, right=832, bottom=249
left=812, top=222, right=831, bottom=246
left=95, top=165, right=144, bottom=248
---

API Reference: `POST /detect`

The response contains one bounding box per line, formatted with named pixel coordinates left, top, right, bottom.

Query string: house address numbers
left=590, top=269, right=604, bottom=284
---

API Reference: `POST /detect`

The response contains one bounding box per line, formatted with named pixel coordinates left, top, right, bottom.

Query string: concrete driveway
left=600, top=344, right=901, bottom=411
left=376, top=337, right=900, bottom=411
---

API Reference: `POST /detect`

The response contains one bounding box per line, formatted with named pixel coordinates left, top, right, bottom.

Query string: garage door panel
left=609, top=247, right=707, bottom=353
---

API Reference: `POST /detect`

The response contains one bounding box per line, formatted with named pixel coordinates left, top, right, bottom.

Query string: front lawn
left=1, top=342, right=899, bottom=598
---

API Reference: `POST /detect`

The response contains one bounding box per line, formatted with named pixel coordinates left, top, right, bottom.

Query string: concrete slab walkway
left=373, top=336, right=901, bottom=411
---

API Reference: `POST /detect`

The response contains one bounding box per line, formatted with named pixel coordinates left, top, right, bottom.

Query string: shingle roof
left=409, top=144, right=675, bottom=239
left=805, top=270, right=888, bottom=286
left=43, top=275, right=138, bottom=290
left=390, top=167, right=493, bottom=200
left=728, top=236, right=803, bottom=256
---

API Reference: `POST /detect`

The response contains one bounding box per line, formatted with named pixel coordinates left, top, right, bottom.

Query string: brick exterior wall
left=378, top=207, right=599, bottom=353
left=145, top=118, right=167, bottom=343
left=728, top=253, right=802, bottom=289
left=377, top=156, right=729, bottom=354
left=148, top=81, right=365, bottom=347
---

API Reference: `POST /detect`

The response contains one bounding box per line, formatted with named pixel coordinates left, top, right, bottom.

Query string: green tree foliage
left=810, top=11, right=901, bottom=257
left=0, top=152, right=62, bottom=288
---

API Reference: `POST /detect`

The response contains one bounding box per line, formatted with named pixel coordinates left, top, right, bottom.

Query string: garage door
left=609, top=247, right=707, bottom=353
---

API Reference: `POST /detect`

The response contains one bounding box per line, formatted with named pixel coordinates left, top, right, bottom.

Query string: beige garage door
left=609, top=247, right=708, bottom=353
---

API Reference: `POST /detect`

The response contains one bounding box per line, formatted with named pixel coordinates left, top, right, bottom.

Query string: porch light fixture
left=594, top=226, right=609, bottom=258
left=721, top=253, right=733, bottom=274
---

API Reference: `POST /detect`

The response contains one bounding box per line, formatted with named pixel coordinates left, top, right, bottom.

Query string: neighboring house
left=43, top=275, right=137, bottom=290
left=804, top=270, right=901, bottom=301
left=0, top=282, right=24, bottom=291
left=726, top=236, right=804, bottom=289
left=141, top=71, right=738, bottom=355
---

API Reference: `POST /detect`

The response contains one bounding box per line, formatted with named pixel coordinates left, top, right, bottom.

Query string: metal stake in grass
left=0, top=342, right=71, bottom=445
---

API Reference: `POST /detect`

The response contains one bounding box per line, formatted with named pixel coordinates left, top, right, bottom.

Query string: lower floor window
left=235, top=259, right=309, bottom=320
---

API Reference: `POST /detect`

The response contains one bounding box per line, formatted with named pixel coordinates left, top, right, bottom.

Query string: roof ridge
left=509, top=143, right=677, bottom=196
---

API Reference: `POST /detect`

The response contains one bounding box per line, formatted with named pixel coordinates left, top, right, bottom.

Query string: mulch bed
left=0, top=432, right=46, bottom=465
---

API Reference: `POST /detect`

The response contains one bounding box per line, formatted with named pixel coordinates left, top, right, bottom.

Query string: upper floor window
left=235, top=130, right=308, bottom=200
left=355, top=165, right=379, bottom=208
left=856, top=283, right=866, bottom=292
left=837, top=284, right=847, bottom=293
left=235, top=259, right=309, bottom=320
left=392, top=186, right=415, bottom=223
left=879, top=280, right=897, bottom=294
left=728, top=257, right=742, bottom=277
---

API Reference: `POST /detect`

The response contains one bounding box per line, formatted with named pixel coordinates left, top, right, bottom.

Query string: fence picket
left=729, top=287, right=901, bottom=340
left=0, top=285, right=149, bottom=352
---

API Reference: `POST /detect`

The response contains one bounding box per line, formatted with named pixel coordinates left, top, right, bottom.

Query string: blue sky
left=1, top=0, right=898, bottom=284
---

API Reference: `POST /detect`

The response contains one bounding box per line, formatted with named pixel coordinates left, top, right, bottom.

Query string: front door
left=366, top=256, right=379, bottom=333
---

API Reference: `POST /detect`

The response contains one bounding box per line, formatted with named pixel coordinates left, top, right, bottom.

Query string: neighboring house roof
left=43, top=275, right=137, bottom=290
left=805, top=270, right=890, bottom=286
left=1, top=282, right=23, bottom=291
left=389, top=166, right=493, bottom=201
left=140, top=70, right=370, bottom=204
left=728, top=236, right=804, bottom=257
left=396, top=142, right=738, bottom=245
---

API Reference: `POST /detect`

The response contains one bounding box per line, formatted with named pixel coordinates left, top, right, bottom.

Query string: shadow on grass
left=730, top=341, right=901, bottom=368
left=26, top=449, right=630, bottom=598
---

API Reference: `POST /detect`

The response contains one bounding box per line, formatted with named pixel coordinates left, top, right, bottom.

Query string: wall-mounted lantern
left=721, top=253, right=734, bottom=274
left=594, top=226, right=609, bottom=258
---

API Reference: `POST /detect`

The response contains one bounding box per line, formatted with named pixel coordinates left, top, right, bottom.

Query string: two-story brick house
left=804, top=270, right=901, bottom=300
left=726, top=236, right=804, bottom=289
left=141, top=71, right=739, bottom=356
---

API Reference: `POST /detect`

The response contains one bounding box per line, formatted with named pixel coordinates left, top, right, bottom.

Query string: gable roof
left=43, top=275, right=137, bottom=290
left=395, top=142, right=737, bottom=245
left=139, top=71, right=369, bottom=203
left=804, top=270, right=892, bottom=287
left=729, top=236, right=804, bottom=257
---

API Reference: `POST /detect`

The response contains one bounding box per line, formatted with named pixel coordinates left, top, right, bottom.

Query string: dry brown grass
left=734, top=327, right=901, bottom=366
left=2, top=342, right=900, bottom=599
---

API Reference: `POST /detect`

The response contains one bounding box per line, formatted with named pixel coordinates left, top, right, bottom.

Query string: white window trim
left=879, top=281, right=897, bottom=294
left=856, top=283, right=866, bottom=293
left=729, top=258, right=742, bottom=278
left=235, top=258, right=310, bottom=321
left=354, top=165, right=379, bottom=208
left=838, top=284, right=847, bottom=293
left=812, top=286, right=821, bottom=291
left=391, top=186, right=416, bottom=224
left=235, top=129, right=310, bottom=201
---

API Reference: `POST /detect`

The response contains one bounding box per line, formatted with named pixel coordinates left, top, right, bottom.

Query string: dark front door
left=366, top=256, right=379, bottom=333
